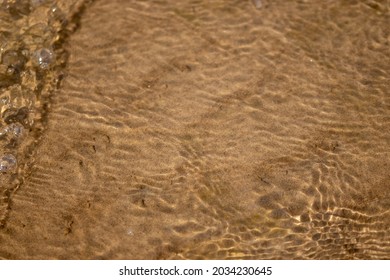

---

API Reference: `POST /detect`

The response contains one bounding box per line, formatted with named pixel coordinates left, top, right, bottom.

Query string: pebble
left=0, top=154, right=17, bottom=172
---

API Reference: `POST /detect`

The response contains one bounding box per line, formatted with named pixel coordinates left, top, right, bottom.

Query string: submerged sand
left=0, top=0, right=389, bottom=259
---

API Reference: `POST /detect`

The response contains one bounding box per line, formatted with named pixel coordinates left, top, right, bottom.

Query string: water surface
left=0, top=0, right=389, bottom=259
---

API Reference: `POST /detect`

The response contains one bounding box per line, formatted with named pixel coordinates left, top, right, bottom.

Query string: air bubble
left=10, top=123, right=24, bottom=138
left=33, top=48, right=55, bottom=69
left=0, top=154, right=17, bottom=172
left=0, top=123, right=25, bottom=149
left=0, top=123, right=24, bottom=139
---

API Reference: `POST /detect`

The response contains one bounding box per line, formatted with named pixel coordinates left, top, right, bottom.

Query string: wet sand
left=0, top=0, right=389, bottom=259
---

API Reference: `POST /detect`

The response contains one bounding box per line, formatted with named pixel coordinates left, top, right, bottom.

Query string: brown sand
left=0, top=0, right=389, bottom=259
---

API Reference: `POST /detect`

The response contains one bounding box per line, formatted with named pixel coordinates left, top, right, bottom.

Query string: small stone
left=33, top=48, right=55, bottom=69
left=0, top=154, right=17, bottom=172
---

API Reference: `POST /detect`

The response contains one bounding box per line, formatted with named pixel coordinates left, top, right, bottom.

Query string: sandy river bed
left=0, top=0, right=389, bottom=259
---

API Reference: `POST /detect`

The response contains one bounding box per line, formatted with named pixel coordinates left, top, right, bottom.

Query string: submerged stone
left=0, top=153, right=17, bottom=172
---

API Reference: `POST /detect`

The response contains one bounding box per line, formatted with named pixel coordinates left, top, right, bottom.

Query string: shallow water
left=0, top=0, right=389, bottom=259
left=0, top=0, right=86, bottom=227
